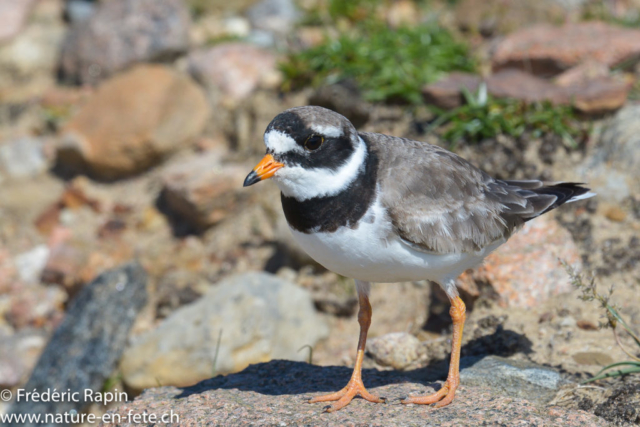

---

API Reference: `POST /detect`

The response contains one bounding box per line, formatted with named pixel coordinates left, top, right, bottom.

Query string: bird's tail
left=503, top=180, right=595, bottom=221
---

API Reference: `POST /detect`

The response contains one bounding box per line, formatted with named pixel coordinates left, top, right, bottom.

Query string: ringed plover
left=243, top=106, right=593, bottom=412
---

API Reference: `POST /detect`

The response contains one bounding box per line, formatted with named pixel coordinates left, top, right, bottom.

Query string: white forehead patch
left=264, top=130, right=304, bottom=154
left=310, top=124, right=344, bottom=138
left=273, top=136, right=367, bottom=201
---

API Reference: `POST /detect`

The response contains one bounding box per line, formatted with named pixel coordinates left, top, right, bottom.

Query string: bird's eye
left=304, top=134, right=324, bottom=151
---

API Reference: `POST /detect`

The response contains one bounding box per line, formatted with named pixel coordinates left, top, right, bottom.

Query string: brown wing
left=364, top=132, right=589, bottom=254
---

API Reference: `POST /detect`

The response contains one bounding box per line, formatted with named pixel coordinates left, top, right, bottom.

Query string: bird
left=243, top=106, right=593, bottom=412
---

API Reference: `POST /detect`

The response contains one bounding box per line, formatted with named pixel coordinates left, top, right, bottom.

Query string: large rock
left=456, top=215, right=581, bottom=308
left=57, top=65, right=210, bottom=180
left=188, top=42, right=279, bottom=106
left=422, top=72, right=483, bottom=109
left=0, top=0, right=37, bottom=43
left=120, top=273, right=329, bottom=391
left=366, top=332, right=424, bottom=370
left=59, top=0, right=191, bottom=85
left=160, top=151, right=249, bottom=231
left=487, top=69, right=567, bottom=104
left=5, top=262, right=148, bottom=426
left=460, top=355, right=566, bottom=405
left=423, top=69, right=630, bottom=113
left=492, top=22, right=640, bottom=76
left=102, top=360, right=605, bottom=426
left=578, top=104, right=640, bottom=202
left=567, top=76, right=631, bottom=114
left=488, top=69, right=630, bottom=113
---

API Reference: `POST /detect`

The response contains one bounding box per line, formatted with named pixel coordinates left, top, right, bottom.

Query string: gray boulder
left=120, top=272, right=329, bottom=391
left=460, top=355, right=566, bottom=404
left=579, top=104, right=640, bottom=202
left=4, top=262, right=148, bottom=427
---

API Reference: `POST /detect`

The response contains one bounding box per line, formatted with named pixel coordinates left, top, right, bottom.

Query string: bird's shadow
left=175, top=326, right=532, bottom=399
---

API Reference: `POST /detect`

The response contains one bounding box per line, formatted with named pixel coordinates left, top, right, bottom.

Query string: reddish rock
left=160, top=151, right=249, bottom=230
left=41, top=238, right=89, bottom=290
left=422, top=72, right=482, bottom=109
left=554, top=60, right=610, bottom=87
left=486, top=69, right=569, bottom=104
left=57, top=65, right=210, bottom=180
left=59, top=0, right=191, bottom=85
left=0, top=0, right=37, bottom=43
left=456, top=215, right=581, bottom=308
left=487, top=69, right=630, bottom=113
left=41, top=233, right=134, bottom=294
left=188, top=43, right=279, bottom=106
left=569, top=76, right=631, bottom=114
left=425, top=69, right=630, bottom=113
left=492, top=22, right=640, bottom=76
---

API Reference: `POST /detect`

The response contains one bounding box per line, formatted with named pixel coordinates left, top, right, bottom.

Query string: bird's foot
left=309, top=377, right=386, bottom=412
left=401, top=379, right=459, bottom=408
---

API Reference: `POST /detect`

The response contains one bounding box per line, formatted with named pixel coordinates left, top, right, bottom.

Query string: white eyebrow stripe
left=310, top=124, right=343, bottom=138
left=264, top=130, right=304, bottom=154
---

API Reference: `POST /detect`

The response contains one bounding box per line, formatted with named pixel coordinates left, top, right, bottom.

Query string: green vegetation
left=564, top=262, right=640, bottom=383
left=327, top=0, right=381, bottom=22
left=281, top=21, right=476, bottom=104
left=582, top=1, right=640, bottom=28
left=428, top=86, right=582, bottom=147
left=285, top=1, right=585, bottom=144
left=298, top=344, right=314, bottom=364
left=187, top=0, right=210, bottom=19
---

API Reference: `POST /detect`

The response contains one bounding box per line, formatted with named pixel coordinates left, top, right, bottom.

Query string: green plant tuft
left=563, top=261, right=640, bottom=383
left=281, top=21, right=476, bottom=104
left=428, top=85, right=583, bottom=147
left=328, top=0, right=382, bottom=22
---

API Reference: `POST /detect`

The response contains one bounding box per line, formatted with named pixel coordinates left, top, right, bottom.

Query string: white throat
left=274, top=136, right=368, bottom=201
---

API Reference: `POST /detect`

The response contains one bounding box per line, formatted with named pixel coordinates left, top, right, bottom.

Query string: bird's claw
left=309, top=377, right=385, bottom=412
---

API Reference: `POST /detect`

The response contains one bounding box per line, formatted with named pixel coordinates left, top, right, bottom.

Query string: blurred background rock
left=0, top=0, right=639, bottom=425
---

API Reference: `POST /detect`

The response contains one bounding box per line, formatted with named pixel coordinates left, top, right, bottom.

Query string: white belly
left=289, top=198, right=504, bottom=284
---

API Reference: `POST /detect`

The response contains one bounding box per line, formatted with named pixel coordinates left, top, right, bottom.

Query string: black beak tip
left=243, top=170, right=260, bottom=187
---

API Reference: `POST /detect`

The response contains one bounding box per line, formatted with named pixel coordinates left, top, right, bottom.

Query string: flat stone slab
left=102, top=359, right=605, bottom=426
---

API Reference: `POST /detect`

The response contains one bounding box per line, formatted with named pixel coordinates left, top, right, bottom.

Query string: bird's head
left=243, top=106, right=367, bottom=201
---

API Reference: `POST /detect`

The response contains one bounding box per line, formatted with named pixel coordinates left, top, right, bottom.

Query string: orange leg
left=402, top=295, right=466, bottom=408
left=309, top=284, right=386, bottom=412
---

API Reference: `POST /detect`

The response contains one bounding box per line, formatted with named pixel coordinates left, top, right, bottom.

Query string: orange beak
left=243, top=154, right=284, bottom=187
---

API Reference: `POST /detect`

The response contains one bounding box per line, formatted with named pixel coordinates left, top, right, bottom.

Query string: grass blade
left=583, top=365, right=640, bottom=383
